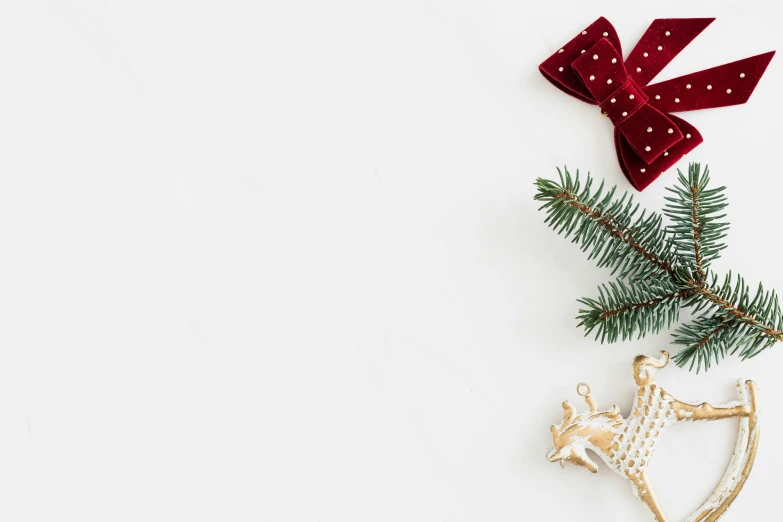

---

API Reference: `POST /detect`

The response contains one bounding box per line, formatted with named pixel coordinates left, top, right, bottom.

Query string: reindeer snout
left=547, top=448, right=563, bottom=462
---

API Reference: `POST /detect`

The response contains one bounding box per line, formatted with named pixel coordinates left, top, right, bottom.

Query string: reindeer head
left=547, top=383, right=622, bottom=474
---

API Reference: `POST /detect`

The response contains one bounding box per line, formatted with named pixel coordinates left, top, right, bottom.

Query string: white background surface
left=0, top=1, right=780, bottom=520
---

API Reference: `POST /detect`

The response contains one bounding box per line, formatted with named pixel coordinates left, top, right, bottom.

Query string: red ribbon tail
left=646, top=51, right=775, bottom=112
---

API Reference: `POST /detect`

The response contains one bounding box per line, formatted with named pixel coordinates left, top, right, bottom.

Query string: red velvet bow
left=540, top=18, right=774, bottom=191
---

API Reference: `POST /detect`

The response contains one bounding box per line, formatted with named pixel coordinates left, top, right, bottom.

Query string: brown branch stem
left=696, top=286, right=783, bottom=341
left=554, top=191, right=677, bottom=277
left=690, top=185, right=706, bottom=282
left=599, top=289, right=692, bottom=319
left=693, top=321, right=731, bottom=351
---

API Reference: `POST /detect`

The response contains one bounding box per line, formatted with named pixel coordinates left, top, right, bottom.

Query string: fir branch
left=671, top=316, right=735, bottom=372
left=535, top=163, right=783, bottom=372
left=577, top=279, right=687, bottom=343
left=535, top=169, right=680, bottom=281
left=663, top=163, right=728, bottom=281
left=694, top=273, right=783, bottom=344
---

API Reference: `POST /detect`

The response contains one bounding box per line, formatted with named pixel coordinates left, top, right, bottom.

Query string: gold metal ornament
left=547, top=351, right=760, bottom=522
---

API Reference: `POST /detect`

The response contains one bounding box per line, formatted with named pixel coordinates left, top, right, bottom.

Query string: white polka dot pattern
left=538, top=16, right=773, bottom=190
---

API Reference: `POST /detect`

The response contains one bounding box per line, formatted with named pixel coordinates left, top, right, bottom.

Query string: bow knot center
left=600, top=80, right=647, bottom=125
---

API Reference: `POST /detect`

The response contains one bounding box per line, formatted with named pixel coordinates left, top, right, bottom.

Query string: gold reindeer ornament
left=547, top=351, right=760, bottom=522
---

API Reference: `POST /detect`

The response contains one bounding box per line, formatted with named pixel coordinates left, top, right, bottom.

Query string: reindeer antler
left=561, top=401, right=577, bottom=427
left=552, top=384, right=605, bottom=434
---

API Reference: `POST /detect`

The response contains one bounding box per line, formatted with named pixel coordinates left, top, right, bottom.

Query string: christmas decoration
left=547, top=351, right=759, bottom=522
left=539, top=18, right=774, bottom=191
left=534, top=163, right=783, bottom=372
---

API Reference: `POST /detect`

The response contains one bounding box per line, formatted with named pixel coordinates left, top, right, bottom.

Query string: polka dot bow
left=540, top=18, right=775, bottom=191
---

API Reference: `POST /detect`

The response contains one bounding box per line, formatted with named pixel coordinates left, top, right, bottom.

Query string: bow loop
left=616, top=115, right=702, bottom=191
left=539, top=17, right=622, bottom=104
left=571, top=38, right=628, bottom=102
left=617, top=104, right=683, bottom=164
